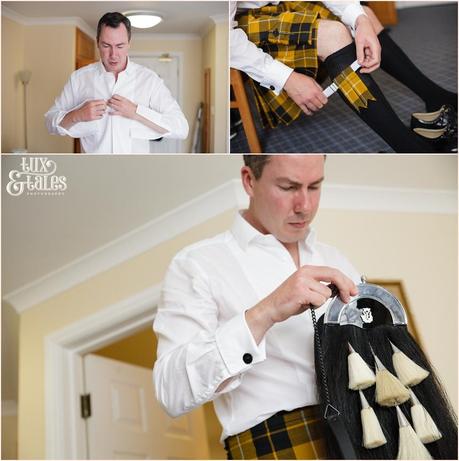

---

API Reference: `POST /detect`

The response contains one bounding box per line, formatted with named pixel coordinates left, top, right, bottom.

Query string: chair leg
left=230, top=69, right=262, bottom=153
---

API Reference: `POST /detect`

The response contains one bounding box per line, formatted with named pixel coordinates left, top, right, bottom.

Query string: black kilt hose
left=224, top=405, right=327, bottom=460
left=236, top=1, right=338, bottom=128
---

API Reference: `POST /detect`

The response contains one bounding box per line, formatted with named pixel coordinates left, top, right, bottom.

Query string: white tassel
left=409, top=389, right=442, bottom=444
left=373, top=352, right=410, bottom=406
left=359, top=390, right=386, bottom=449
left=391, top=341, right=429, bottom=387
left=396, top=406, right=432, bottom=459
left=348, top=342, right=376, bottom=390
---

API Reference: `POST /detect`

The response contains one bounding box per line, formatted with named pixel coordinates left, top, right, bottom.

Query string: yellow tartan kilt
left=224, top=405, right=327, bottom=460
left=236, top=2, right=339, bottom=128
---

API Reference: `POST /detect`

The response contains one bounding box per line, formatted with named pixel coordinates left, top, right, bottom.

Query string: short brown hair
left=97, top=12, right=131, bottom=43
left=243, top=155, right=271, bottom=180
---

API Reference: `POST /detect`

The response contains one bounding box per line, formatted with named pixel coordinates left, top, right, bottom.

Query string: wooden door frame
left=44, top=285, right=160, bottom=459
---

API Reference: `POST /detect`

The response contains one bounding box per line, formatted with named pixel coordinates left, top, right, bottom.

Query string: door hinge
left=80, top=394, right=91, bottom=419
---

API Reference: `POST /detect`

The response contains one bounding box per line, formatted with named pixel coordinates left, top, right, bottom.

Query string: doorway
left=44, top=285, right=225, bottom=459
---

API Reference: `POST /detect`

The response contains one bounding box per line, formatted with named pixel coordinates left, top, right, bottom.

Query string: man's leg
left=363, top=6, right=457, bottom=112
left=317, top=19, right=432, bottom=153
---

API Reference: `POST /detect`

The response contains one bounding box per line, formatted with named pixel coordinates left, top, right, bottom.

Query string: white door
left=130, top=55, right=181, bottom=154
left=84, top=354, right=210, bottom=459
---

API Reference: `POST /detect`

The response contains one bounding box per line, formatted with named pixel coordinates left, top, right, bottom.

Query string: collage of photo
left=1, top=1, right=458, bottom=460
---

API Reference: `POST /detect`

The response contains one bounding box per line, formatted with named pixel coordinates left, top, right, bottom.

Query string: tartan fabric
left=333, top=67, right=376, bottom=111
left=236, top=2, right=338, bottom=127
left=224, top=405, right=327, bottom=460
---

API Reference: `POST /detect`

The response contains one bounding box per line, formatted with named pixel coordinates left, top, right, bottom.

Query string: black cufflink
left=243, top=353, right=253, bottom=364
left=270, top=85, right=275, bottom=91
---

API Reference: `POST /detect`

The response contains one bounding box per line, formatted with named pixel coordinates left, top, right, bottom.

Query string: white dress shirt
left=153, top=212, right=360, bottom=441
left=45, top=59, right=188, bottom=153
left=230, top=1, right=366, bottom=94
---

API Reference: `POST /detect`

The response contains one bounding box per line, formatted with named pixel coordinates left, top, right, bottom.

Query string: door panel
left=84, top=354, right=210, bottom=459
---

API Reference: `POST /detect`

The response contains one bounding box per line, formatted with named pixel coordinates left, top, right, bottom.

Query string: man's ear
left=240, top=166, right=256, bottom=198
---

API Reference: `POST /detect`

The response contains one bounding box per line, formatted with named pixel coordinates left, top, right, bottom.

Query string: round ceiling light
left=123, top=11, right=163, bottom=29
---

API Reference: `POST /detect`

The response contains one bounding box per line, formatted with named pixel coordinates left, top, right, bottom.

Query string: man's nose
left=293, top=190, right=309, bottom=212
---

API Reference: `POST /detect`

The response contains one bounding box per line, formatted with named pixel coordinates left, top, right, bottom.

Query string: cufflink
left=243, top=353, right=253, bottom=364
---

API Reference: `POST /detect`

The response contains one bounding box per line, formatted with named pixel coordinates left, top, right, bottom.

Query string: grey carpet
left=230, top=3, right=458, bottom=153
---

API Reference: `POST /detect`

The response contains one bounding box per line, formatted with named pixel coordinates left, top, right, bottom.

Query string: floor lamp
left=18, top=70, right=32, bottom=152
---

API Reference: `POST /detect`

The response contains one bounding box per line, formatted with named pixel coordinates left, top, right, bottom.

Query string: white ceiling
left=2, top=155, right=457, bottom=298
left=2, top=1, right=228, bottom=36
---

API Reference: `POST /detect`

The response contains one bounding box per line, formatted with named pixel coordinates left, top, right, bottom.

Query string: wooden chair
left=230, top=68, right=262, bottom=153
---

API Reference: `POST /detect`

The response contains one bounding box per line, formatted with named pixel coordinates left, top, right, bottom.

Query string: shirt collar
left=231, top=210, right=316, bottom=251
left=97, top=57, right=134, bottom=76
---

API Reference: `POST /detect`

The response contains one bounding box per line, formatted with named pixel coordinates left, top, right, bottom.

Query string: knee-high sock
left=324, top=43, right=432, bottom=153
left=378, top=29, right=457, bottom=112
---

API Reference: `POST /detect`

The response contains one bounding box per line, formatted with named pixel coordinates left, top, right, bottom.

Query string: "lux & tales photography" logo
left=6, top=157, right=68, bottom=197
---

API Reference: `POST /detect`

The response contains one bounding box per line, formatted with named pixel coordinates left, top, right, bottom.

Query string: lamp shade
left=123, top=11, right=163, bottom=29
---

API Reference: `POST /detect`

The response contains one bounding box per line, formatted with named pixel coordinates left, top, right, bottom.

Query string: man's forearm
left=133, top=111, right=168, bottom=135
left=59, top=108, right=81, bottom=130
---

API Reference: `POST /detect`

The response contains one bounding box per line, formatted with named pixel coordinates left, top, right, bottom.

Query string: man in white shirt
left=154, top=155, right=360, bottom=459
left=231, top=1, right=456, bottom=153
left=45, top=12, right=188, bottom=154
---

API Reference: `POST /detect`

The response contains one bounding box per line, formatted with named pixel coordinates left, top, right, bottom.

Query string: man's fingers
left=356, top=43, right=365, bottom=65
left=299, top=104, right=312, bottom=116
left=307, top=280, right=333, bottom=301
left=301, top=266, right=357, bottom=302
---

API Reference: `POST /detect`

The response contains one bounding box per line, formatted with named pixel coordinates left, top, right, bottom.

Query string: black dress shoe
left=411, top=105, right=457, bottom=131
left=413, top=124, right=458, bottom=153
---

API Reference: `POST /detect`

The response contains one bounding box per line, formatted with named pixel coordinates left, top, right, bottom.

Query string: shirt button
left=269, top=85, right=275, bottom=91
left=243, top=353, right=253, bottom=364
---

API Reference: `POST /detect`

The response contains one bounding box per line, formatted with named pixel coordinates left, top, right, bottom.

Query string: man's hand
left=283, top=71, right=328, bottom=115
left=59, top=99, right=106, bottom=129
left=246, top=266, right=358, bottom=344
left=354, top=14, right=381, bottom=73
left=107, top=94, right=138, bottom=119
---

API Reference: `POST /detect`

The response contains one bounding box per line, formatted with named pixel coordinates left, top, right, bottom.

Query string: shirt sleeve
left=153, top=254, right=266, bottom=418
left=230, top=1, right=293, bottom=95
left=323, top=1, right=366, bottom=32
left=44, top=72, right=100, bottom=139
left=131, top=77, right=189, bottom=141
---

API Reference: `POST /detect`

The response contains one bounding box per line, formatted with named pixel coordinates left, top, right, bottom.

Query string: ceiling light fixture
left=123, top=11, right=163, bottom=29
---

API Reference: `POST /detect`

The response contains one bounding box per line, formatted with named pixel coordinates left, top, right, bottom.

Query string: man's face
left=242, top=155, right=324, bottom=244
left=98, top=24, right=130, bottom=74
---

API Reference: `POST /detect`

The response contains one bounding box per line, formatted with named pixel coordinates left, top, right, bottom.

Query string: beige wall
left=213, top=21, right=228, bottom=154
left=1, top=17, right=75, bottom=153
left=1, top=16, right=26, bottom=152
left=202, top=21, right=228, bottom=153
left=1, top=303, right=20, bottom=460
left=130, top=38, right=202, bottom=153
left=16, top=205, right=457, bottom=458
left=202, top=26, right=216, bottom=152
left=2, top=414, right=18, bottom=460
left=24, top=25, right=75, bottom=153
left=94, top=327, right=157, bottom=369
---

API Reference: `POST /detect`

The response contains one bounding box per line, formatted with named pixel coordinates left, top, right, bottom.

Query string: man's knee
left=317, top=20, right=353, bottom=60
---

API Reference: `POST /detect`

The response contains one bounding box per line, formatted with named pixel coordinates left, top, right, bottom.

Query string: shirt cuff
left=260, top=60, right=294, bottom=95
left=341, top=3, right=367, bottom=33
left=215, top=311, right=266, bottom=376
left=136, top=104, right=171, bottom=136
